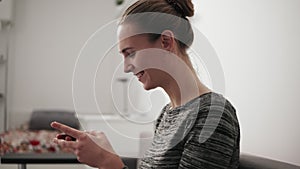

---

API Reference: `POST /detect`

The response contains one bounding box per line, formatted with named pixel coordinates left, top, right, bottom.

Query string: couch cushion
left=240, top=154, right=300, bottom=169
left=29, top=110, right=80, bottom=130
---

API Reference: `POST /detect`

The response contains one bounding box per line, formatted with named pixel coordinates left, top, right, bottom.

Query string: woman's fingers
left=51, top=121, right=82, bottom=139
left=53, top=138, right=78, bottom=149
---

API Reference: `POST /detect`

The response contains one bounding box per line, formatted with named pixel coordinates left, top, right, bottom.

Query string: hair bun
left=176, top=0, right=194, bottom=17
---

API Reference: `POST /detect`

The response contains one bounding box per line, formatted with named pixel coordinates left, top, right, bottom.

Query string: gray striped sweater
left=139, top=92, right=240, bottom=169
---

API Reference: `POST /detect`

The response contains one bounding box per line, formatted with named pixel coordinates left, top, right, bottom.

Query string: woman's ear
left=161, top=30, right=175, bottom=51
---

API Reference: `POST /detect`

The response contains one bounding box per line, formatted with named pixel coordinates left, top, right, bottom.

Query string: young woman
left=51, top=0, right=240, bottom=168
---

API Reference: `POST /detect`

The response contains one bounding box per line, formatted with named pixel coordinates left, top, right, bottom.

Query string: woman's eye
left=128, top=52, right=136, bottom=58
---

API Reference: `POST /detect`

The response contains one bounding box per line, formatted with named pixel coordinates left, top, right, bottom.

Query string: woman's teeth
left=137, top=71, right=144, bottom=78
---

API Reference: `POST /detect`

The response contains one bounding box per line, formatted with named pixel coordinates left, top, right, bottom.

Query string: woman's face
left=118, top=24, right=171, bottom=90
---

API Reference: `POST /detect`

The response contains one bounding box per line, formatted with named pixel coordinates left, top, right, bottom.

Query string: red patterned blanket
left=0, top=129, right=71, bottom=155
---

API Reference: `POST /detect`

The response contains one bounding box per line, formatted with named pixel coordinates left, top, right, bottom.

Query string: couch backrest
left=239, top=154, right=300, bottom=169
left=29, top=110, right=80, bottom=130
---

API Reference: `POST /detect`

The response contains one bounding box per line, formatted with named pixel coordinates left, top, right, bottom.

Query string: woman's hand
left=51, top=121, right=124, bottom=169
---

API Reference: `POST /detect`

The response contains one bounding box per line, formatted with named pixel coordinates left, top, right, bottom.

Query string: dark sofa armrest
left=240, top=154, right=300, bottom=169
left=121, top=154, right=300, bottom=169
left=122, top=157, right=138, bottom=169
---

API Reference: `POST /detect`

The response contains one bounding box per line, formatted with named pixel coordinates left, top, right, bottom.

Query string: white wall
left=193, top=0, right=300, bottom=166
left=7, top=0, right=123, bottom=127
left=7, top=0, right=166, bottom=128
left=3, top=0, right=300, bottom=167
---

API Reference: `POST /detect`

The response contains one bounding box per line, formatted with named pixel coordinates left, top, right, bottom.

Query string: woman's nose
left=124, top=63, right=134, bottom=73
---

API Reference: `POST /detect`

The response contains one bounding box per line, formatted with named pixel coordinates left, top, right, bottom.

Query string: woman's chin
left=142, top=83, right=157, bottom=91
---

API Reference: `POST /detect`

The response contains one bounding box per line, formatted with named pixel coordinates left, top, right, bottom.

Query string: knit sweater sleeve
left=179, top=103, right=240, bottom=169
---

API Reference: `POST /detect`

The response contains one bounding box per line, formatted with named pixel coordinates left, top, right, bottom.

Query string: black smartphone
left=57, top=134, right=76, bottom=141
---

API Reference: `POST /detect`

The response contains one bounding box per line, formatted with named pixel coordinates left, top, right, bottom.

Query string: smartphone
left=57, top=134, right=76, bottom=141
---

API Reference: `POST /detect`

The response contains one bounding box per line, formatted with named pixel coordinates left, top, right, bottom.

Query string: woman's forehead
left=118, top=24, right=151, bottom=49
left=117, top=24, right=139, bottom=40
left=118, top=34, right=151, bottom=53
left=118, top=23, right=154, bottom=41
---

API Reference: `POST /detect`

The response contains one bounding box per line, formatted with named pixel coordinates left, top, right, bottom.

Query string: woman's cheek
left=133, top=49, right=164, bottom=71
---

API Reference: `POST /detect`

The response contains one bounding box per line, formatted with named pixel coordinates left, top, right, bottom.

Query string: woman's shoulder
left=202, top=92, right=238, bottom=124
left=179, top=92, right=236, bottom=118
left=154, top=92, right=239, bottom=135
left=179, top=92, right=239, bottom=136
left=188, top=92, right=240, bottom=142
left=190, top=92, right=237, bottom=119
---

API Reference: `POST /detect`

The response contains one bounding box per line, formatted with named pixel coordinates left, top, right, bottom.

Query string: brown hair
left=120, top=0, right=195, bottom=56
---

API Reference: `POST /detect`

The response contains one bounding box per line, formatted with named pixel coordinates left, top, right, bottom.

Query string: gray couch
left=122, top=154, right=300, bottom=169
left=239, top=154, right=300, bottom=169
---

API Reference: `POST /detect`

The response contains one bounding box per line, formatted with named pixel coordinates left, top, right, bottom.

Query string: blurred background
left=0, top=0, right=299, bottom=168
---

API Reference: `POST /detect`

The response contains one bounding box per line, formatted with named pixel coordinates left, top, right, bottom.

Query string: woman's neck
left=162, top=73, right=211, bottom=109
left=159, top=51, right=211, bottom=109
